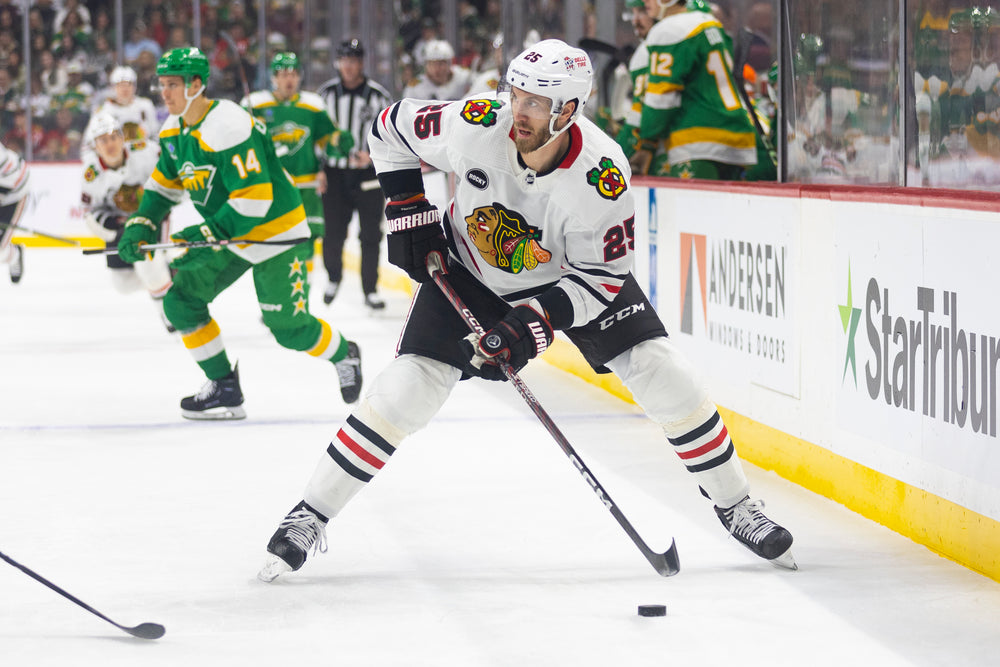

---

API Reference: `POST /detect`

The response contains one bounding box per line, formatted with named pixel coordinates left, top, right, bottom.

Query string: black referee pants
left=321, top=165, right=385, bottom=295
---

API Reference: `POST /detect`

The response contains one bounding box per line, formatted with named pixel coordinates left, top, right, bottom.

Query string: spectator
left=147, top=8, right=169, bottom=49
left=0, top=66, right=17, bottom=130
left=39, top=104, right=80, bottom=160
left=2, top=107, right=42, bottom=156
left=402, top=39, right=473, bottom=100
left=124, top=19, right=162, bottom=65
left=50, top=8, right=90, bottom=60
left=38, top=48, right=67, bottom=97
left=52, top=0, right=90, bottom=37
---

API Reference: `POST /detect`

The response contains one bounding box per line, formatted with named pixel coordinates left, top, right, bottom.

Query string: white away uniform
left=85, top=96, right=160, bottom=146
left=297, top=94, right=751, bottom=526
left=401, top=68, right=474, bottom=101
left=80, top=138, right=172, bottom=298
left=0, top=141, right=29, bottom=267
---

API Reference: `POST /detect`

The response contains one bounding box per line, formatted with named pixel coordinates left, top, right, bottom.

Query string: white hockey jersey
left=402, top=68, right=475, bottom=102
left=86, top=96, right=161, bottom=145
left=80, top=139, right=161, bottom=237
left=0, top=141, right=29, bottom=207
left=369, top=95, right=636, bottom=328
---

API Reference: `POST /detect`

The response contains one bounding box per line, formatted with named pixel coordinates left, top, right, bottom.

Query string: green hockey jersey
left=240, top=90, right=354, bottom=188
left=640, top=11, right=756, bottom=167
left=138, top=99, right=309, bottom=263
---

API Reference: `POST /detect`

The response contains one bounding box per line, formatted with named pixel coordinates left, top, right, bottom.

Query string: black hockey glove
left=462, top=304, right=554, bottom=382
left=385, top=195, right=447, bottom=283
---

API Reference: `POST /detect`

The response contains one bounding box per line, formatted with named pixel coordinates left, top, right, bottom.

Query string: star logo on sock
left=291, top=277, right=306, bottom=297
left=293, top=296, right=308, bottom=315
left=288, top=256, right=305, bottom=277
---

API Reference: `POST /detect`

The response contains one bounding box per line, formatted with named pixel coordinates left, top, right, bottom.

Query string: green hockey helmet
left=270, top=52, right=301, bottom=74
left=156, top=47, right=210, bottom=87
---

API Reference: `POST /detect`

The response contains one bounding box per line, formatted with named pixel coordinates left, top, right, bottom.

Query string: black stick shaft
left=0, top=550, right=165, bottom=639
left=0, top=221, right=79, bottom=246
left=426, top=254, right=679, bottom=577
left=82, top=237, right=311, bottom=255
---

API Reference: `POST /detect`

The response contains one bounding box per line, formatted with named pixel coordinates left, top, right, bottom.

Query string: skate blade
left=769, top=548, right=798, bottom=571
left=258, top=554, right=293, bottom=583
left=181, top=405, right=247, bottom=421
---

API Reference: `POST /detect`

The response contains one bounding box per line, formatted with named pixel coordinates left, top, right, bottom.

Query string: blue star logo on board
left=838, top=262, right=862, bottom=386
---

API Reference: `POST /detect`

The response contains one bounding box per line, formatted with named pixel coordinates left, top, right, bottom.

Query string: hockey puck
left=637, top=604, right=666, bottom=617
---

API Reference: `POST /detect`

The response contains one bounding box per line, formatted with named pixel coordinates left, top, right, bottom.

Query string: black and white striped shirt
left=316, top=76, right=393, bottom=170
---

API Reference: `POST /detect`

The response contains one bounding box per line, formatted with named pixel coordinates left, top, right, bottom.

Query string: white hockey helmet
left=110, top=65, right=137, bottom=84
left=87, top=111, right=123, bottom=142
left=423, top=39, right=455, bottom=62
left=501, top=39, right=593, bottom=144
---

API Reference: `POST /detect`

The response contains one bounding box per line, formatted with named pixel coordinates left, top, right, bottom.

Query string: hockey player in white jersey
left=402, top=39, right=473, bottom=101
left=80, top=112, right=173, bottom=330
left=259, top=39, right=795, bottom=581
left=0, top=141, right=28, bottom=284
left=86, top=66, right=160, bottom=147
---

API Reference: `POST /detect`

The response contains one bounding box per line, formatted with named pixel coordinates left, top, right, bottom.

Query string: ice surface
left=2, top=249, right=999, bottom=666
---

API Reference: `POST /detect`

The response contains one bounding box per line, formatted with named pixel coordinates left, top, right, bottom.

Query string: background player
left=0, top=140, right=28, bottom=284
left=117, top=47, right=362, bottom=420
left=80, top=112, right=174, bottom=331
left=241, top=52, right=354, bottom=277
left=259, top=39, right=794, bottom=581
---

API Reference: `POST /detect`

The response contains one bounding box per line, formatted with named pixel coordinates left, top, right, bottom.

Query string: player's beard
left=513, top=122, right=552, bottom=155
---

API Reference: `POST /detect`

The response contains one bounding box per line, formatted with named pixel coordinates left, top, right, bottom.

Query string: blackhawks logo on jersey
left=586, top=157, right=627, bottom=201
left=178, top=161, right=217, bottom=206
left=270, top=121, right=310, bottom=156
left=461, top=99, right=503, bottom=127
left=83, top=165, right=98, bottom=182
left=465, top=202, right=551, bottom=274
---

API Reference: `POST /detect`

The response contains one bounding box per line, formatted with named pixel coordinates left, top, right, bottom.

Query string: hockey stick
left=732, top=28, right=775, bottom=155
left=0, top=221, right=79, bottom=246
left=0, top=550, right=165, bottom=639
left=427, top=254, right=680, bottom=577
left=82, top=237, right=311, bottom=255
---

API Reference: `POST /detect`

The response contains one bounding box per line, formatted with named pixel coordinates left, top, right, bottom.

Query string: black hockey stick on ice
left=427, top=254, right=679, bottom=577
left=0, top=221, right=79, bottom=246
left=82, top=237, right=311, bottom=255
left=0, top=549, right=165, bottom=639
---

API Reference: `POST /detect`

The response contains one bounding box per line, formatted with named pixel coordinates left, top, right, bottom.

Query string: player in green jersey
left=639, top=0, right=757, bottom=179
left=117, top=47, right=363, bottom=420
left=241, top=53, right=354, bottom=268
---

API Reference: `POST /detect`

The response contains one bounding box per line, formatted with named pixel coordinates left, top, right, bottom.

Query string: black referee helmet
left=337, top=39, right=364, bottom=58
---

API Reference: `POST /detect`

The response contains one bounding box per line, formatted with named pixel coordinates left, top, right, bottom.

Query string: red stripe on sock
left=337, top=429, right=386, bottom=470
left=675, top=426, right=729, bottom=460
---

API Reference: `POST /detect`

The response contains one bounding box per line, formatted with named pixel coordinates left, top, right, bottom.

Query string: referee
left=318, top=39, right=393, bottom=310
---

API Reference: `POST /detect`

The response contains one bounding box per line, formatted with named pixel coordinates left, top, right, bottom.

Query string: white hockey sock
left=304, top=354, right=460, bottom=519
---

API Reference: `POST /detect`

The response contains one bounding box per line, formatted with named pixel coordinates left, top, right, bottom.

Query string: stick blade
left=124, top=622, right=166, bottom=640
left=649, top=538, right=680, bottom=577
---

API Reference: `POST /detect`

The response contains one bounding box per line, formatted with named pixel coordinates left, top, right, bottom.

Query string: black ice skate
left=322, top=280, right=339, bottom=305
left=363, top=293, right=386, bottom=310
left=9, top=243, right=23, bottom=284
left=335, top=341, right=362, bottom=403
left=715, top=496, right=797, bottom=569
left=179, top=363, right=246, bottom=420
left=258, top=501, right=328, bottom=582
